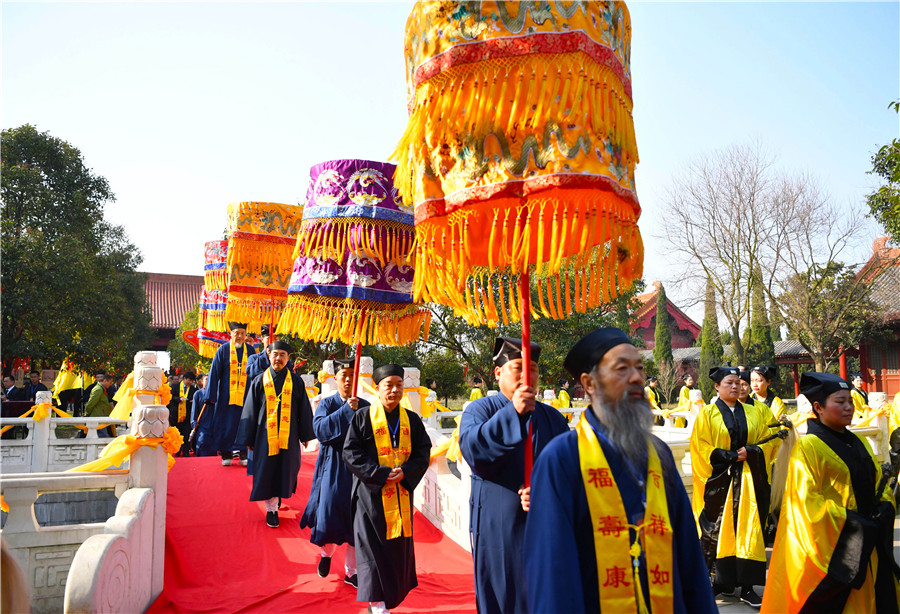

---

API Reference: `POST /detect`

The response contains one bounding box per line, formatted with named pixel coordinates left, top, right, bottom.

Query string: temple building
left=143, top=273, right=204, bottom=351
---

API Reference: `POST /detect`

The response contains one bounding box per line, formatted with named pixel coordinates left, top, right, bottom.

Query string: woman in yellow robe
left=690, top=366, right=779, bottom=608
left=749, top=366, right=787, bottom=420
left=645, top=376, right=661, bottom=410
left=850, top=373, right=870, bottom=420
left=762, top=372, right=900, bottom=614
left=677, top=373, right=698, bottom=410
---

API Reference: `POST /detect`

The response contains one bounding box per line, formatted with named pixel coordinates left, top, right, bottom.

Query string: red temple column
left=859, top=343, right=869, bottom=392
left=839, top=346, right=848, bottom=381
left=792, top=363, right=800, bottom=397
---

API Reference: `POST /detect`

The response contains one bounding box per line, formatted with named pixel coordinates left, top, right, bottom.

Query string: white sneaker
left=221, top=458, right=232, bottom=466
left=240, top=459, right=248, bottom=466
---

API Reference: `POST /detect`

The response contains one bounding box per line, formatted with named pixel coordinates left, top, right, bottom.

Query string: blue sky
left=3, top=1, right=898, bottom=318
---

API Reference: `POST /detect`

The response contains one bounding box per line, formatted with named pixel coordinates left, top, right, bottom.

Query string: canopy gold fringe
left=204, top=269, right=228, bottom=291
left=226, top=239, right=294, bottom=290
left=294, top=217, right=415, bottom=269
left=412, top=194, right=643, bottom=326
left=278, top=294, right=431, bottom=347
left=223, top=294, right=281, bottom=335
left=199, top=339, right=221, bottom=359
left=198, top=309, right=228, bottom=334
left=391, top=52, right=638, bottom=209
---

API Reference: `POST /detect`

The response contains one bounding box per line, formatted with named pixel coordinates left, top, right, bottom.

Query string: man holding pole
left=202, top=322, right=256, bottom=465
left=459, top=337, right=569, bottom=614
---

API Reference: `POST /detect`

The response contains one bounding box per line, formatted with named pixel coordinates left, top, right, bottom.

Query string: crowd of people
left=4, top=321, right=899, bottom=613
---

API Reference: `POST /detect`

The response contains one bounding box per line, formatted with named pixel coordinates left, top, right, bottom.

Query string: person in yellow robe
left=749, top=366, right=787, bottom=420
left=888, top=391, right=900, bottom=469
left=556, top=379, right=571, bottom=410
left=677, top=374, right=697, bottom=410
left=645, top=376, right=661, bottom=410
left=690, top=366, right=779, bottom=608
left=674, top=374, right=701, bottom=428
left=762, top=372, right=900, bottom=614
left=469, top=376, right=484, bottom=402
left=850, top=373, right=870, bottom=420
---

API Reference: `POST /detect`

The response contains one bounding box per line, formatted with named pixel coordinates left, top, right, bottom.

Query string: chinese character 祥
left=597, top=515, right=625, bottom=538
left=587, top=467, right=614, bottom=488
left=647, top=514, right=668, bottom=536
left=650, top=564, right=670, bottom=585
left=602, top=565, right=630, bottom=588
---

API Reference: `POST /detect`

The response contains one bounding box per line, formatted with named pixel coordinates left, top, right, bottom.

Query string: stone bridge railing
left=0, top=352, right=172, bottom=613
left=1, top=416, right=131, bottom=473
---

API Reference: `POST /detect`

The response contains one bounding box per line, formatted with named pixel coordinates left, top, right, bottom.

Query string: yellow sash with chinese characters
left=576, top=415, right=674, bottom=614
left=228, top=342, right=247, bottom=406
left=263, top=369, right=291, bottom=456
left=178, top=382, right=189, bottom=422
left=370, top=402, right=412, bottom=540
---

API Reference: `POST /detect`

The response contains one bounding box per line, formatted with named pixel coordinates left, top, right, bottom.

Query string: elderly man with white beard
left=523, top=327, right=717, bottom=614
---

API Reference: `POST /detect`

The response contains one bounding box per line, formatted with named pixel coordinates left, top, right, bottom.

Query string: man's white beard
left=593, top=389, right=654, bottom=466
left=234, top=341, right=243, bottom=348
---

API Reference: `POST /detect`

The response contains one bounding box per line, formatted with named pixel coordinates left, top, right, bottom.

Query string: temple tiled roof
left=144, top=273, right=204, bottom=330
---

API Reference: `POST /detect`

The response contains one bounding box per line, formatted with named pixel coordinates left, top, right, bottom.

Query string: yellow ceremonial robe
left=469, top=387, right=484, bottom=402
left=752, top=391, right=787, bottom=420
left=645, top=386, right=661, bottom=410
left=889, top=392, right=900, bottom=434
left=557, top=389, right=571, bottom=409
left=690, top=399, right=778, bottom=588
left=851, top=389, right=870, bottom=420
left=762, top=422, right=900, bottom=613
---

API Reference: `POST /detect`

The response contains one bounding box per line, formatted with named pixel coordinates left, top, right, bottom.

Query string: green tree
left=423, top=279, right=647, bottom=390
left=867, top=101, right=900, bottom=238
left=652, top=283, right=674, bottom=369
left=744, top=266, right=776, bottom=369
left=1, top=125, right=154, bottom=372
left=698, top=279, right=724, bottom=402
left=421, top=348, right=466, bottom=405
left=775, top=262, right=887, bottom=372
left=167, top=303, right=212, bottom=374
left=365, top=343, right=422, bottom=370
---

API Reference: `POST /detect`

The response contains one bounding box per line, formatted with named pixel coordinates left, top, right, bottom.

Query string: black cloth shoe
left=317, top=555, right=331, bottom=578
left=344, top=574, right=358, bottom=589
left=266, top=511, right=279, bottom=528
left=712, top=582, right=734, bottom=596
left=740, top=587, right=762, bottom=608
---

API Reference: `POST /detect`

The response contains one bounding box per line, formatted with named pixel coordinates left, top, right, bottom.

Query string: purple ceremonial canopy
left=288, top=159, right=415, bottom=304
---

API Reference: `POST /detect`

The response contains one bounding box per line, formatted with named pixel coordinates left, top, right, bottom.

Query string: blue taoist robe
left=524, top=408, right=717, bottom=614
left=300, top=392, right=371, bottom=546
left=203, top=341, right=255, bottom=454
left=234, top=367, right=314, bottom=501
left=459, top=393, right=570, bottom=614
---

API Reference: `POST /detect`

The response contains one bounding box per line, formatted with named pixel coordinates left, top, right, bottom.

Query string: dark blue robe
left=459, top=393, right=569, bottom=614
left=234, top=367, right=314, bottom=501
left=190, top=387, right=209, bottom=454
left=524, top=408, right=717, bottom=614
left=167, top=382, right=196, bottom=456
left=246, top=352, right=294, bottom=384
left=343, top=406, right=432, bottom=610
left=204, top=341, right=255, bottom=455
left=300, top=392, right=371, bottom=546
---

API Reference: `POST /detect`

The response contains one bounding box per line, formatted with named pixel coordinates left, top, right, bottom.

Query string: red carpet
left=148, top=453, right=477, bottom=614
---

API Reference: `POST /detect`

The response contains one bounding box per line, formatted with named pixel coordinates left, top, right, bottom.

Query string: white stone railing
left=1, top=416, right=131, bottom=473
left=0, top=470, right=133, bottom=613
left=63, top=439, right=168, bottom=614
left=415, top=426, right=472, bottom=553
